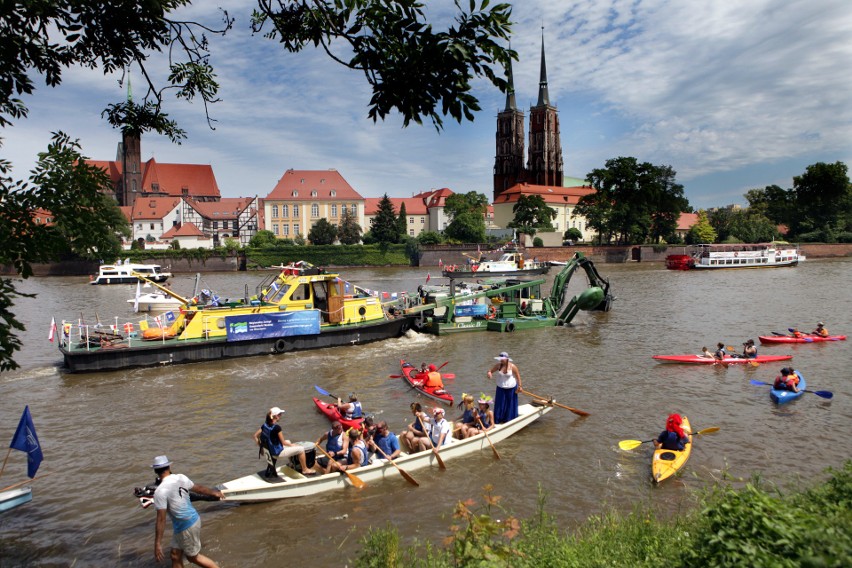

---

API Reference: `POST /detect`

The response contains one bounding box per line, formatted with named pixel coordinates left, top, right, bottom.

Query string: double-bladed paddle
left=618, top=427, right=720, bottom=451
left=749, top=379, right=833, bottom=399
left=519, top=388, right=590, bottom=417
left=314, top=384, right=339, bottom=400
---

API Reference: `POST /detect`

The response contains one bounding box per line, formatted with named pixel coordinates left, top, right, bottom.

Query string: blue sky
left=3, top=0, right=850, bottom=210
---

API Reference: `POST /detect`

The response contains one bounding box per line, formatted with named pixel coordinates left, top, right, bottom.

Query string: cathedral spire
left=536, top=28, right=550, bottom=107
left=504, top=57, right=517, bottom=111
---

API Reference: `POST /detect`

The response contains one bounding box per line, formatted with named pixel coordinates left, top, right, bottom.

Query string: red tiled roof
left=130, top=197, right=181, bottom=220
left=494, top=183, right=595, bottom=206
left=187, top=197, right=255, bottom=219
left=162, top=222, right=206, bottom=238
left=266, top=169, right=363, bottom=201
left=87, top=158, right=221, bottom=199
left=119, top=206, right=133, bottom=223
left=677, top=213, right=699, bottom=231
left=364, top=197, right=429, bottom=215
left=412, top=188, right=454, bottom=208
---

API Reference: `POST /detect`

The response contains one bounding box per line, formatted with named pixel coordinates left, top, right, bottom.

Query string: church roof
left=87, top=158, right=221, bottom=199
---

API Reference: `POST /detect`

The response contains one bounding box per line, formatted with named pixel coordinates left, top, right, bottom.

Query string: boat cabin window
left=291, top=283, right=311, bottom=302
left=311, top=282, right=328, bottom=312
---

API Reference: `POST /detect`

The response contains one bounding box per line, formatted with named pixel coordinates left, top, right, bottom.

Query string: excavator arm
left=549, top=253, right=614, bottom=326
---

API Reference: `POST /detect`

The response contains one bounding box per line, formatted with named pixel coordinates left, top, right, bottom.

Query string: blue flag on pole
left=10, top=406, right=43, bottom=478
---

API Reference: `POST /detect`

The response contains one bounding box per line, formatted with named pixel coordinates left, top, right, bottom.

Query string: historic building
left=493, top=33, right=564, bottom=201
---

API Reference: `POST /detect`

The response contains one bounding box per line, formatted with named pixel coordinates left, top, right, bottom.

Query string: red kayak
left=400, top=359, right=454, bottom=406
left=758, top=334, right=846, bottom=344
left=312, top=397, right=364, bottom=430
left=652, top=354, right=793, bottom=364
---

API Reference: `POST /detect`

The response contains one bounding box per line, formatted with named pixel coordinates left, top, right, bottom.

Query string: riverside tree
left=308, top=218, right=338, bottom=245
left=0, top=0, right=516, bottom=371
left=508, top=194, right=556, bottom=238
left=443, top=191, right=488, bottom=243
left=337, top=207, right=362, bottom=245
left=370, top=194, right=401, bottom=245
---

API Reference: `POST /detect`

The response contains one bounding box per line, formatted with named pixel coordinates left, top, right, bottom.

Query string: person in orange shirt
left=423, top=364, right=444, bottom=389
left=811, top=322, right=829, bottom=337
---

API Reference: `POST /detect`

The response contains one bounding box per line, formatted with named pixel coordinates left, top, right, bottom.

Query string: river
left=1, top=259, right=850, bottom=566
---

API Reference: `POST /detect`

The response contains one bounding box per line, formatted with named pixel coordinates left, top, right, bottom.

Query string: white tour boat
left=91, top=262, right=172, bottom=285
left=666, top=241, right=803, bottom=270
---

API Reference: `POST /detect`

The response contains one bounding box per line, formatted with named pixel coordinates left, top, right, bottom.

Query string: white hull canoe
left=220, top=402, right=552, bottom=502
left=0, top=487, right=33, bottom=512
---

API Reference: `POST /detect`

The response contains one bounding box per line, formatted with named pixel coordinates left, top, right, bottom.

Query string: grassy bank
left=354, top=461, right=852, bottom=567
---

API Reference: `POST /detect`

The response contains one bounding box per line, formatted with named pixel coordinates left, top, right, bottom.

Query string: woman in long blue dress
left=487, top=351, right=522, bottom=423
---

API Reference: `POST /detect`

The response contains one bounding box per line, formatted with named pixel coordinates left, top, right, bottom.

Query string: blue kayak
left=770, top=371, right=806, bottom=404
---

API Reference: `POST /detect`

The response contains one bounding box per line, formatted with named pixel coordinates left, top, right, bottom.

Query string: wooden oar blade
left=398, top=468, right=420, bottom=486
left=618, top=439, right=644, bottom=450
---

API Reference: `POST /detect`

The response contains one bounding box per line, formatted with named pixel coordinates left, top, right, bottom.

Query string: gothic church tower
left=493, top=58, right=526, bottom=200
left=526, top=31, right=563, bottom=188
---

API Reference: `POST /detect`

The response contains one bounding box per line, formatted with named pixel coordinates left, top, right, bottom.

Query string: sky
left=3, top=0, right=851, bottom=210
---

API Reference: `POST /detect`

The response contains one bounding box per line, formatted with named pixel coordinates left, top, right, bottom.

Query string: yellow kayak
left=651, top=415, right=692, bottom=483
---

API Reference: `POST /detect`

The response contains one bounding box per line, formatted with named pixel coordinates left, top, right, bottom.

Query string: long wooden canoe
left=220, top=402, right=552, bottom=502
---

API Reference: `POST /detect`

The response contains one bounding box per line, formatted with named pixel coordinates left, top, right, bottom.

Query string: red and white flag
left=154, top=315, right=163, bottom=329
left=48, top=317, right=57, bottom=342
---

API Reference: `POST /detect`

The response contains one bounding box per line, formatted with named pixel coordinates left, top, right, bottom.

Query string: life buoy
left=447, top=265, right=455, bottom=272
left=274, top=338, right=287, bottom=353
left=486, top=305, right=497, bottom=319
left=734, top=252, right=738, bottom=257
left=505, top=322, right=515, bottom=332
left=472, top=264, right=478, bottom=272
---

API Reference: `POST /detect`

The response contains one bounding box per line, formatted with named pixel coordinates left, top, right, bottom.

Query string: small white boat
left=666, top=241, right=803, bottom=270
left=91, top=262, right=172, bottom=285
left=220, top=402, right=552, bottom=502
left=0, top=487, right=33, bottom=513
left=442, top=251, right=550, bottom=278
left=127, top=292, right=184, bottom=314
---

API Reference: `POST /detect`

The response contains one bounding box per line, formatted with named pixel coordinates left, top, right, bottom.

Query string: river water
left=1, top=260, right=850, bottom=566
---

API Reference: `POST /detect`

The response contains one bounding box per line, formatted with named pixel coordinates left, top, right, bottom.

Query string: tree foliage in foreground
left=355, top=461, right=852, bottom=568
left=574, top=157, right=688, bottom=245
left=0, top=134, right=130, bottom=370
left=253, top=1, right=514, bottom=130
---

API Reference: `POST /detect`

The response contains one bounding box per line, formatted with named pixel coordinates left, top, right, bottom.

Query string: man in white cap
left=151, top=455, right=223, bottom=567
left=487, top=351, right=522, bottom=423
left=417, top=407, right=451, bottom=453
left=812, top=322, right=829, bottom=337
left=253, top=407, right=317, bottom=477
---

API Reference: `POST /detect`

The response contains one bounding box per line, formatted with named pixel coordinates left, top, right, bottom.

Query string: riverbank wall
left=4, top=244, right=850, bottom=276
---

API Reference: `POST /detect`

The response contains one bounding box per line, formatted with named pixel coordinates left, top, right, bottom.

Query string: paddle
left=314, top=385, right=339, bottom=400
left=618, top=427, right=720, bottom=451
left=313, top=437, right=366, bottom=488
left=373, top=445, right=419, bottom=486
left=474, top=414, right=500, bottom=460
left=417, top=415, right=446, bottom=469
left=771, top=331, right=787, bottom=336
left=390, top=372, right=456, bottom=379
left=749, top=379, right=833, bottom=399
left=519, top=388, right=590, bottom=417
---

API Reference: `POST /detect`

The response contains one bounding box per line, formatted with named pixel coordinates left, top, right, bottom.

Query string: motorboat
left=90, top=262, right=172, bottom=285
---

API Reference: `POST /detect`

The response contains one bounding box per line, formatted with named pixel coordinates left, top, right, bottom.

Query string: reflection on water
left=2, top=260, right=851, bottom=565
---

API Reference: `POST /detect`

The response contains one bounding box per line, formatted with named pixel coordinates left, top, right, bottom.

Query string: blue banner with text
left=225, top=311, right=321, bottom=341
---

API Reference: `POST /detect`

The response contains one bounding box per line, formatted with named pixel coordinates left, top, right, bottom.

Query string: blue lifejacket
left=261, top=423, right=283, bottom=457
left=348, top=440, right=369, bottom=466
left=344, top=401, right=363, bottom=420
left=477, top=410, right=492, bottom=429
left=461, top=408, right=475, bottom=424
left=326, top=429, right=344, bottom=454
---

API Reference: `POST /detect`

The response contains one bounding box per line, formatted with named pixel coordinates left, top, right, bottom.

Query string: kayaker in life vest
left=423, top=364, right=444, bottom=390
left=742, top=339, right=757, bottom=358
left=773, top=367, right=800, bottom=392
left=790, top=328, right=804, bottom=338
left=337, top=393, right=363, bottom=421
left=713, top=343, right=727, bottom=361
left=338, top=428, right=368, bottom=471
left=316, top=421, right=348, bottom=474
left=812, top=322, right=829, bottom=337
left=654, top=413, right=690, bottom=451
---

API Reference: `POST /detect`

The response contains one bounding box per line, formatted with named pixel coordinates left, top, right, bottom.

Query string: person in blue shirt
left=152, top=455, right=223, bottom=567
left=653, top=413, right=690, bottom=451
left=369, top=421, right=401, bottom=460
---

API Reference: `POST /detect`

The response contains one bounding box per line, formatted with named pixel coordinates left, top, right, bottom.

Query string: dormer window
left=300, top=179, right=305, bottom=184
left=330, top=190, right=336, bottom=197
left=292, top=190, right=298, bottom=197
left=311, top=190, right=318, bottom=197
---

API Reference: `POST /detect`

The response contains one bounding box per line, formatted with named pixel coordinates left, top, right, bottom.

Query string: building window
left=409, top=217, right=414, bottom=224
left=213, top=221, right=218, bottom=229
left=293, top=206, right=299, bottom=218
left=421, top=217, right=425, bottom=224
left=273, top=224, right=279, bottom=235
left=330, top=190, right=336, bottom=197
left=311, top=190, right=318, bottom=197
left=137, top=223, right=142, bottom=230
left=293, top=223, right=300, bottom=235
left=282, top=204, right=288, bottom=218
left=350, top=205, right=357, bottom=216
left=272, top=205, right=279, bottom=218
left=282, top=225, right=289, bottom=236
left=150, top=223, right=155, bottom=230
left=331, top=204, right=338, bottom=217
left=410, top=229, right=414, bottom=236
left=291, top=190, right=298, bottom=197
left=311, top=204, right=319, bottom=217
